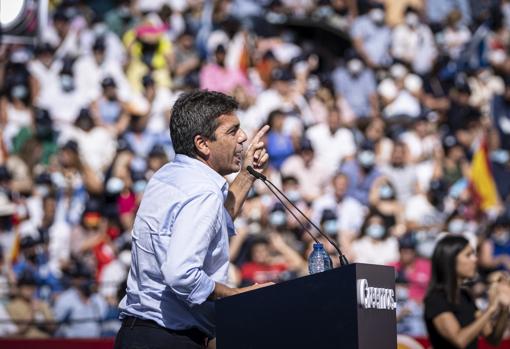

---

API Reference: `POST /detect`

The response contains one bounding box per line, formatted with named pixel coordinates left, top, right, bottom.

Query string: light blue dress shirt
left=118, top=154, right=235, bottom=337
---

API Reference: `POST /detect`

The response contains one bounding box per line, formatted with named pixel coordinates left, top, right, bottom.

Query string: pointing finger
left=247, top=125, right=270, bottom=151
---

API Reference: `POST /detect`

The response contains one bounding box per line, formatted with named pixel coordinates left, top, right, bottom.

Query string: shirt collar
left=174, top=154, right=229, bottom=198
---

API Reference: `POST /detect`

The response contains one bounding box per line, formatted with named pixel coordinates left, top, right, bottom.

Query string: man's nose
left=239, top=129, right=247, bottom=143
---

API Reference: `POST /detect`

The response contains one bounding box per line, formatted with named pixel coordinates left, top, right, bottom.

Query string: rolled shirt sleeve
left=161, top=191, right=221, bottom=306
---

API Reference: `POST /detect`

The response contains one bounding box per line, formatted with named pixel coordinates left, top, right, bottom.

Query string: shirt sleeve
left=424, top=289, right=454, bottom=321
left=161, top=191, right=221, bottom=306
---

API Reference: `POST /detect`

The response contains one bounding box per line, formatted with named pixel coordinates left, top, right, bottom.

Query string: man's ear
left=194, top=134, right=210, bottom=158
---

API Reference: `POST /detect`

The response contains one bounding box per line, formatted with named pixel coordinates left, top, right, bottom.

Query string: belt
left=122, top=316, right=209, bottom=347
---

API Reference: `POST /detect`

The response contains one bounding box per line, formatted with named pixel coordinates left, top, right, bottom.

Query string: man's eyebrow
left=226, top=123, right=240, bottom=133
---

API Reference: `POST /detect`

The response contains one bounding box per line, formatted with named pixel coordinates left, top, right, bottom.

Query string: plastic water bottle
left=308, top=243, right=332, bottom=274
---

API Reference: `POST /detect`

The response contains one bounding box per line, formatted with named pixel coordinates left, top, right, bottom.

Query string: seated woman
left=424, top=235, right=510, bottom=349
left=479, top=215, right=510, bottom=273
left=239, top=234, right=305, bottom=286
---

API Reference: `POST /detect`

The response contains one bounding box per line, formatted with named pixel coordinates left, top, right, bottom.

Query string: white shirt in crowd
left=391, top=23, right=437, bottom=75
left=311, top=193, right=366, bottom=236
left=351, top=236, right=399, bottom=265
left=305, top=124, right=356, bottom=177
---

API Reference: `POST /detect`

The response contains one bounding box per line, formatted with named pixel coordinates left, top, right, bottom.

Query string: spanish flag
left=469, top=137, right=500, bottom=211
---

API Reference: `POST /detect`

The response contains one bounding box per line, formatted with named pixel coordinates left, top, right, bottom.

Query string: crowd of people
left=0, top=0, right=510, bottom=342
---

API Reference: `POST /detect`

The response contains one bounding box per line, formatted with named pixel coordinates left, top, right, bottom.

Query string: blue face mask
left=269, top=211, right=286, bottom=227
left=448, top=219, right=465, bottom=234
left=286, top=190, right=301, bottom=203
left=379, top=185, right=394, bottom=200
left=491, top=150, right=509, bottom=164
left=323, top=219, right=338, bottom=235
left=12, top=85, right=28, bottom=99
left=366, top=224, right=385, bottom=239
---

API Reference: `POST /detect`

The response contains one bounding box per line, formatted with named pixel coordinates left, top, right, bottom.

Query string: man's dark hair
left=170, top=90, right=239, bottom=158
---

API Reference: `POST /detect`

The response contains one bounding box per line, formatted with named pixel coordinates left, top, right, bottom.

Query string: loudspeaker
left=0, top=0, right=46, bottom=44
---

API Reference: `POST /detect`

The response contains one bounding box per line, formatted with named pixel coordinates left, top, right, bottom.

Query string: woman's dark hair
left=170, top=90, right=239, bottom=158
left=427, top=235, right=470, bottom=304
left=358, top=209, right=390, bottom=240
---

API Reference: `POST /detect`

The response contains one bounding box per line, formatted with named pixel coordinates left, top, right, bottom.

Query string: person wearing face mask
left=350, top=210, right=399, bottom=265
left=281, top=138, right=330, bottom=202
left=380, top=141, right=419, bottom=203
left=312, top=172, right=366, bottom=243
left=199, top=43, right=253, bottom=96
left=239, top=234, right=306, bottom=287
left=6, top=270, right=56, bottom=338
left=0, top=52, right=34, bottom=150
left=332, top=53, right=379, bottom=120
left=391, top=6, right=437, bottom=75
left=74, top=36, right=133, bottom=102
left=479, top=215, right=510, bottom=273
left=91, top=77, right=129, bottom=135
left=340, top=145, right=382, bottom=206
left=12, top=236, right=58, bottom=295
left=53, top=262, right=109, bottom=338
left=350, top=2, right=392, bottom=68
left=491, top=76, right=510, bottom=151
left=124, top=17, right=173, bottom=92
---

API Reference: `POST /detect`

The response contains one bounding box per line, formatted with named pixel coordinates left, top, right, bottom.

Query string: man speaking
left=114, top=90, right=271, bottom=349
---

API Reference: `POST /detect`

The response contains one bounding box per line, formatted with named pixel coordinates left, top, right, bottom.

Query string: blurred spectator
left=480, top=215, right=510, bottom=272
left=425, top=0, right=471, bottom=29
left=123, top=17, right=173, bottom=92
left=312, top=172, right=366, bottom=246
left=393, top=234, right=431, bottom=302
left=340, top=145, right=381, bottom=206
left=63, top=108, right=117, bottom=173
left=437, top=10, right=472, bottom=60
left=350, top=2, right=392, bottom=68
left=12, top=236, right=62, bottom=298
left=104, top=0, right=139, bottom=38
left=52, top=140, right=102, bottom=226
left=200, top=44, right=252, bottom=95
left=91, top=77, right=130, bottom=135
left=6, top=270, right=55, bottom=338
left=350, top=210, right=399, bottom=265
left=491, top=75, right=510, bottom=151
left=380, top=142, right=419, bottom=203
left=391, top=6, right=437, bottom=75
left=41, top=9, right=80, bottom=61
left=169, top=30, right=201, bottom=90
left=394, top=234, right=430, bottom=337
left=0, top=190, right=17, bottom=265
left=74, top=37, right=132, bottom=102
left=306, top=109, right=356, bottom=177
left=332, top=54, right=378, bottom=120
left=265, top=110, right=295, bottom=170
left=239, top=233, right=305, bottom=286
left=0, top=80, right=33, bottom=151
left=280, top=137, right=330, bottom=203
left=53, top=262, right=108, bottom=338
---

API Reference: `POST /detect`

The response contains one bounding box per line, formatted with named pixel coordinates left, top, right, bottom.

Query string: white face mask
left=405, top=13, right=419, bottom=27
left=269, top=211, right=286, bottom=227
left=286, top=190, right=301, bottom=203
left=448, top=219, right=465, bottom=234
left=366, top=224, right=385, bottom=239
left=493, top=231, right=510, bottom=245
left=369, top=9, right=385, bottom=25
left=347, top=59, right=363, bottom=75
left=323, top=219, right=338, bottom=235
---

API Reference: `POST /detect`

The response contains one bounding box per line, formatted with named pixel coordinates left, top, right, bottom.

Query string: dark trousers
left=114, top=316, right=208, bottom=349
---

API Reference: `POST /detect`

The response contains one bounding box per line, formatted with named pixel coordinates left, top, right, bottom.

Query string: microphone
left=246, top=166, right=349, bottom=266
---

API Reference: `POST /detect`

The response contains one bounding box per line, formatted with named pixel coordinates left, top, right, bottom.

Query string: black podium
left=216, top=263, right=396, bottom=349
